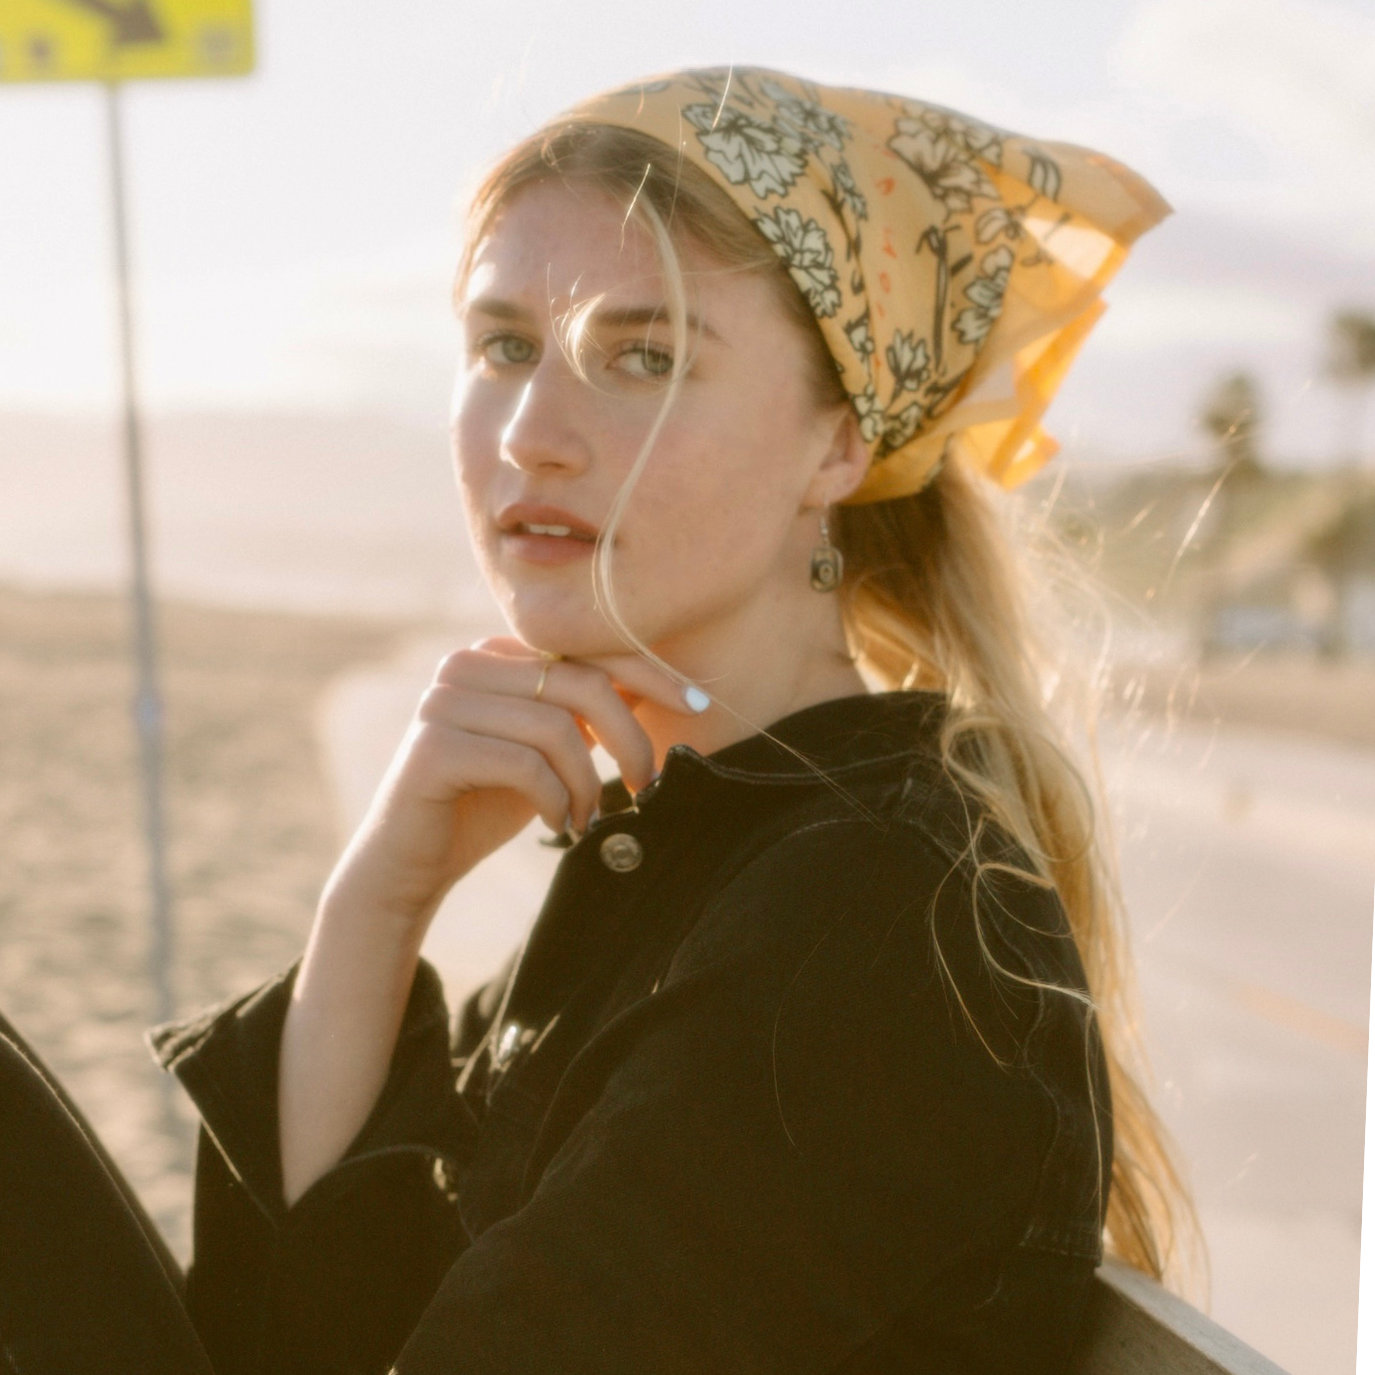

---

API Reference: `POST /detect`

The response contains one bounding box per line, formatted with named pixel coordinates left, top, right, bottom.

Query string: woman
left=0, top=67, right=1187, bottom=1374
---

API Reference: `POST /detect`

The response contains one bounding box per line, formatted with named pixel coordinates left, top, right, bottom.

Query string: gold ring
left=533, top=653, right=560, bottom=702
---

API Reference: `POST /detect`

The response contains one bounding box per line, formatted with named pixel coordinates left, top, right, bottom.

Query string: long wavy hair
left=455, top=121, right=1199, bottom=1291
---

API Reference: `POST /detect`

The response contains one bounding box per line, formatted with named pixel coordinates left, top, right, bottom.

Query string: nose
left=499, top=362, right=593, bottom=478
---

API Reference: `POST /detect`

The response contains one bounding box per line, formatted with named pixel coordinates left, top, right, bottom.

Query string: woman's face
left=451, top=178, right=859, bottom=660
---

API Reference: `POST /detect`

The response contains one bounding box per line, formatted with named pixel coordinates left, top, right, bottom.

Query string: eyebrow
left=464, top=296, right=722, bottom=343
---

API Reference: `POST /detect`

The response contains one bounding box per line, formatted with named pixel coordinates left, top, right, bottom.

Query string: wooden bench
left=1072, top=1260, right=1289, bottom=1375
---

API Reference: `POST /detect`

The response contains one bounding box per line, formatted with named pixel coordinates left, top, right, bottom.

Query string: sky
left=1, top=0, right=1373, bottom=467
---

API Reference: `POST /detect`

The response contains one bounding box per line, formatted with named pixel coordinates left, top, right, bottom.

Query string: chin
left=496, top=587, right=632, bottom=659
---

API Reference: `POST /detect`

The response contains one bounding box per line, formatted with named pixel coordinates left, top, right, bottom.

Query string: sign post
left=104, top=78, right=176, bottom=1024
left=1, top=1, right=254, bottom=1027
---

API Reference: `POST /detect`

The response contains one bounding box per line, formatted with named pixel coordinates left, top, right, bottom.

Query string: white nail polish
left=683, top=685, right=711, bottom=714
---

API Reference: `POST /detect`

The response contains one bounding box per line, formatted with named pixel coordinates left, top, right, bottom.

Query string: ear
left=802, top=404, right=870, bottom=510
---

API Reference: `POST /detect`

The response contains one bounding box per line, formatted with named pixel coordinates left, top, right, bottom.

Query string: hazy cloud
left=1113, top=0, right=1375, bottom=247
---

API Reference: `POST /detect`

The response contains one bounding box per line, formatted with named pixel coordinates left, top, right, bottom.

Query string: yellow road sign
left=0, top=0, right=253, bottom=83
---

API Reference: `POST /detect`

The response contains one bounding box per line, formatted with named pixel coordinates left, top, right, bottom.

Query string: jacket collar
left=596, top=690, right=949, bottom=816
left=690, top=688, right=948, bottom=780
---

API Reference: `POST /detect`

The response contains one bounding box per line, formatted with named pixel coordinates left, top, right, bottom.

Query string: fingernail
left=683, top=685, right=711, bottom=714
left=539, top=814, right=576, bottom=849
left=586, top=807, right=600, bottom=829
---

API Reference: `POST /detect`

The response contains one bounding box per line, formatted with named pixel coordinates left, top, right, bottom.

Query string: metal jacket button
left=599, top=832, right=643, bottom=872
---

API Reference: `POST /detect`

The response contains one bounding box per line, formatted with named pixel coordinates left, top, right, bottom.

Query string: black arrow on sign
left=59, top=0, right=164, bottom=45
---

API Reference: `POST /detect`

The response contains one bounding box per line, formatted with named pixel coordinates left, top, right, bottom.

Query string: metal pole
left=104, top=81, right=175, bottom=1029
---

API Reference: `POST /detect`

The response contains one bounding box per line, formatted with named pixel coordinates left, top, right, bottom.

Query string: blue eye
left=479, top=333, right=536, bottom=366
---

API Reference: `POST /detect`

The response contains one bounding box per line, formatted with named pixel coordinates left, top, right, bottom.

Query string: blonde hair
left=457, top=121, right=1199, bottom=1291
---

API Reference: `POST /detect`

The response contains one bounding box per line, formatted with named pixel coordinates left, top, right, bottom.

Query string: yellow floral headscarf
left=558, top=67, right=1170, bottom=503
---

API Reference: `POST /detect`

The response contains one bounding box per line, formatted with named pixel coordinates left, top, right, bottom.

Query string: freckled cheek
left=624, top=451, right=785, bottom=590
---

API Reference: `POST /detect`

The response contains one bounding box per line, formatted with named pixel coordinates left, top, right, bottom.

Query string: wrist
left=314, top=871, right=439, bottom=955
left=318, top=838, right=461, bottom=938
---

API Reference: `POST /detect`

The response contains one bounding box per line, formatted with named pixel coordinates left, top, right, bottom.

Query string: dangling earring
left=809, top=507, right=844, bottom=592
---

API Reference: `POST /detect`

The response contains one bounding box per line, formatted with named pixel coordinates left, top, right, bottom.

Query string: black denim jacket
left=150, top=690, right=1111, bottom=1375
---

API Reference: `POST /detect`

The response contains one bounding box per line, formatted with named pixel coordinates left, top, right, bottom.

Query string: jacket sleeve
left=394, top=818, right=1100, bottom=1375
left=147, top=957, right=499, bottom=1375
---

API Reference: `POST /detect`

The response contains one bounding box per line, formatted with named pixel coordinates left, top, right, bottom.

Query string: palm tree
left=1199, top=372, right=1264, bottom=481
left=1324, top=311, right=1375, bottom=466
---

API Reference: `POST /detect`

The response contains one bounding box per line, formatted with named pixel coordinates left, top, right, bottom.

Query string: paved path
left=1106, top=718, right=1372, bottom=1375
left=319, top=638, right=1375, bottom=1375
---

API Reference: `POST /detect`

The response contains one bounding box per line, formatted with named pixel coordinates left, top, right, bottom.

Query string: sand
left=0, top=584, right=411, bottom=1261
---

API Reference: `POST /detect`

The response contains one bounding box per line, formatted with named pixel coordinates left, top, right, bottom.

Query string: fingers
left=577, top=652, right=713, bottom=717
left=417, top=685, right=603, bottom=830
left=438, top=641, right=684, bottom=794
left=472, top=637, right=707, bottom=717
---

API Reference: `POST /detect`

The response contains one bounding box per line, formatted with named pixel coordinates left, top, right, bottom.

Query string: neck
left=632, top=586, right=868, bottom=768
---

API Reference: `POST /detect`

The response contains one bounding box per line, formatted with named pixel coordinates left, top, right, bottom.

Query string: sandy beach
left=0, top=584, right=411, bottom=1259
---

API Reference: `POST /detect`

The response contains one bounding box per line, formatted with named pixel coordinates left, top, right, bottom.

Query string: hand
left=320, top=636, right=699, bottom=928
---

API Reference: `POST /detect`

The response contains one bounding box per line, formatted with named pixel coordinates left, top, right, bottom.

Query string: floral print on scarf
left=560, top=67, right=1170, bottom=502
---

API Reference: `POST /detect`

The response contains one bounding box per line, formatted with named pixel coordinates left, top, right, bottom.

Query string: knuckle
left=553, top=713, right=586, bottom=755
left=435, top=646, right=482, bottom=682
left=551, top=658, right=597, bottom=697
left=581, top=673, right=619, bottom=712
left=581, top=662, right=620, bottom=696
left=416, top=682, right=458, bottom=722
left=405, top=721, right=450, bottom=770
left=513, top=745, right=548, bottom=787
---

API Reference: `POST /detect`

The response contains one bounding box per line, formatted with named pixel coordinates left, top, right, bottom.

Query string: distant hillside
left=0, top=410, right=491, bottom=620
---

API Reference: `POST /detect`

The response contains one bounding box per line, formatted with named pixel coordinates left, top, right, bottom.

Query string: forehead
left=463, top=180, right=673, bottom=308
